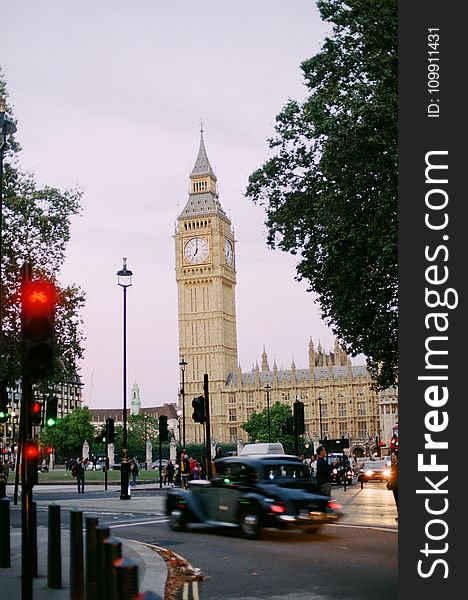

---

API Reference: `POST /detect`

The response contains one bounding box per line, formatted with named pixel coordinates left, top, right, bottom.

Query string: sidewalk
left=2, top=482, right=169, bottom=600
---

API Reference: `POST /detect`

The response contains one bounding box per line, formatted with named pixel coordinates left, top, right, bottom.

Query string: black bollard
left=103, top=536, right=122, bottom=600
left=114, top=557, right=139, bottom=600
left=85, top=515, right=99, bottom=600
left=70, top=509, right=84, bottom=600
left=95, top=524, right=110, bottom=600
left=48, top=503, right=62, bottom=588
left=31, top=501, right=37, bottom=577
left=0, top=497, right=10, bottom=568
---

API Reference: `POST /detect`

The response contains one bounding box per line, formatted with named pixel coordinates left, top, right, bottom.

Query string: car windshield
left=363, top=461, right=386, bottom=469
left=262, top=463, right=310, bottom=480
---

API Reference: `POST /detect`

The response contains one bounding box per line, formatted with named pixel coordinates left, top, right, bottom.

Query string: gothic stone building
left=175, top=130, right=398, bottom=454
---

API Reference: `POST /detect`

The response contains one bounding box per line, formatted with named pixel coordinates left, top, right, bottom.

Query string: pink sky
left=3, top=1, right=365, bottom=408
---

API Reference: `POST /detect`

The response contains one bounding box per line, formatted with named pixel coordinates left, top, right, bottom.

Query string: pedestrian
left=2, top=458, right=10, bottom=484
left=75, top=458, right=85, bottom=494
left=165, top=460, right=175, bottom=486
left=315, top=445, right=337, bottom=497
left=386, top=451, right=398, bottom=518
left=310, top=453, right=318, bottom=476
left=179, top=451, right=191, bottom=489
left=0, top=459, right=8, bottom=498
left=130, top=458, right=139, bottom=487
left=191, top=461, right=200, bottom=480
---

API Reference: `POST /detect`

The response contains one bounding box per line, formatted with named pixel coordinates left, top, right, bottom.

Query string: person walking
left=179, top=451, right=191, bottom=489
left=75, top=458, right=85, bottom=494
left=130, top=458, right=139, bottom=487
left=0, top=459, right=8, bottom=498
left=315, top=445, right=337, bottom=497
left=165, top=460, right=175, bottom=486
left=387, top=451, right=398, bottom=519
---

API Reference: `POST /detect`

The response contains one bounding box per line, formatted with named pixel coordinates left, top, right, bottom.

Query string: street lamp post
left=317, top=396, right=323, bottom=442
left=117, top=258, right=133, bottom=500
left=179, top=358, right=187, bottom=450
left=144, top=414, right=148, bottom=469
left=265, top=384, right=271, bottom=443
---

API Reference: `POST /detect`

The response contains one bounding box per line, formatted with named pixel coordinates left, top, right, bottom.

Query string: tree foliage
left=241, top=401, right=295, bottom=452
left=0, top=71, right=85, bottom=386
left=245, top=1, right=397, bottom=390
left=38, top=406, right=95, bottom=459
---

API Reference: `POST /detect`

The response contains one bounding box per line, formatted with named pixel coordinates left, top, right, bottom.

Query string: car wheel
left=240, top=510, right=261, bottom=540
left=169, top=508, right=187, bottom=532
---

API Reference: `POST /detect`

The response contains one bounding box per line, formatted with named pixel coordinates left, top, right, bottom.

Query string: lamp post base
left=120, top=460, right=131, bottom=500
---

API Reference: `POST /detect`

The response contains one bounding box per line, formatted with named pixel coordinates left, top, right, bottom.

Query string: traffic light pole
left=203, top=374, right=212, bottom=479
left=20, top=262, right=34, bottom=600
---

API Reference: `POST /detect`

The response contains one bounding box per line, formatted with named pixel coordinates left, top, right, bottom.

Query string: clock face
left=224, top=239, right=234, bottom=267
left=184, top=237, right=209, bottom=264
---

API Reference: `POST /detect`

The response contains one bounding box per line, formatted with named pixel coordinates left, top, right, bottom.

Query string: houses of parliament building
left=175, top=129, right=398, bottom=456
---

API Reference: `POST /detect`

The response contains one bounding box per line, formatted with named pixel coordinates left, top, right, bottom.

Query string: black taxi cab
left=165, top=453, right=341, bottom=539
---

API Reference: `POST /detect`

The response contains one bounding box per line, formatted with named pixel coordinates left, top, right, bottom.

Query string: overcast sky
left=3, top=1, right=364, bottom=409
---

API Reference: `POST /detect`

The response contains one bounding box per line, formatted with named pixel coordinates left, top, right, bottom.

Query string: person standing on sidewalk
left=386, top=451, right=398, bottom=517
left=130, top=458, right=139, bottom=487
left=316, top=445, right=337, bottom=497
left=75, top=457, right=85, bottom=494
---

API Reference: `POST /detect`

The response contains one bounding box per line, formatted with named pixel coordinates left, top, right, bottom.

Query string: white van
left=239, top=442, right=285, bottom=456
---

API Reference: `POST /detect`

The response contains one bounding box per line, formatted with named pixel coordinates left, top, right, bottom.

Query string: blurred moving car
left=358, top=460, right=390, bottom=483
left=166, top=454, right=341, bottom=539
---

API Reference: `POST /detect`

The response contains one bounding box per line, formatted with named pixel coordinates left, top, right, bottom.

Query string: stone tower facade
left=175, top=127, right=238, bottom=443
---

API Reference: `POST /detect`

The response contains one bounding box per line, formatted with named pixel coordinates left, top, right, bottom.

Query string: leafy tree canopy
left=245, top=0, right=397, bottom=390
left=0, top=70, right=85, bottom=387
left=38, top=406, right=95, bottom=459
left=241, top=401, right=295, bottom=452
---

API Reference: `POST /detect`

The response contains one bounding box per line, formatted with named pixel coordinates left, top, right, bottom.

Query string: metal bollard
left=85, top=515, right=99, bottom=600
left=0, top=497, right=11, bottom=568
left=31, top=500, right=38, bottom=577
left=95, top=524, right=110, bottom=600
left=48, top=503, right=62, bottom=588
left=103, top=536, right=122, bottom=600
left=70, top=509, right=84, bottom=600
left=114, top=557, right=139, bottom=600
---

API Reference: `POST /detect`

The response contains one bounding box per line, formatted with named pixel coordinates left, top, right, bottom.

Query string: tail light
left=328, top=501, right=341, bottom=510
left=270, top=503, right=286, bottom=514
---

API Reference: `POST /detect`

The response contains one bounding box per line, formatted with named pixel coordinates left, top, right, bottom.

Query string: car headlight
left=365, top=470, right=374, bottom=476
left=384, top=469, right=391, bottom=477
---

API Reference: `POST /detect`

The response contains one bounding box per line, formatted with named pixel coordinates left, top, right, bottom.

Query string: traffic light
left=0, top=380, right=8, bottom=423
left=192, top=396, right=205, bottom=423
left=31, top=400, right=42, bottom=426
left=24, top=440, right=40, bottom=486
left=45, top=396, right=58, bottom=427
left=294, top=400, right=305, bottom=435
left=21, top=280, right=56, bottom=380
left=106, top=418, right=115, bottom=444
left=159, top=415, right=168, bottom=441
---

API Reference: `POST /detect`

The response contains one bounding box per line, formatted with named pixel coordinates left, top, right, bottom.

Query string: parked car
left=151, top=459, right=169, bottom=470
left=358, top=460, right=390, bottom=484
left=166, top=454, right=341, bottom=539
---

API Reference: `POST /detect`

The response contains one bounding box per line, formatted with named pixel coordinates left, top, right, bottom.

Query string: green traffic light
left=46, top=417, right=57, bottom=427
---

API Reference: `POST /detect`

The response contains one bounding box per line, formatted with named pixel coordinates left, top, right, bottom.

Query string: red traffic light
left=32, top=401, right=41, bottom=414
left=21, top=281, right=55, bottom=314
left=24, top=441, right=40, bottom=460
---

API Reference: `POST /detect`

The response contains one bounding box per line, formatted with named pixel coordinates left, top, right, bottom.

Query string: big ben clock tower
left=175, top=127, right=238, bottom=443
